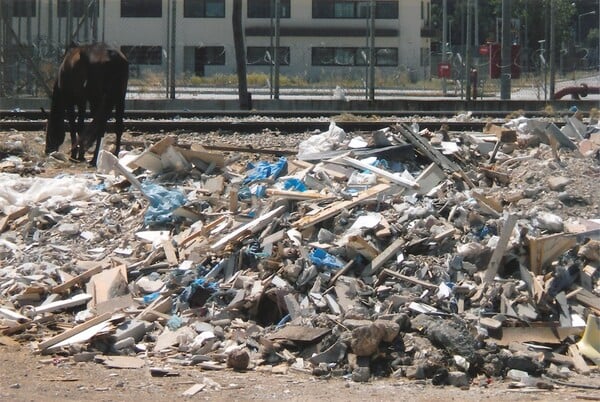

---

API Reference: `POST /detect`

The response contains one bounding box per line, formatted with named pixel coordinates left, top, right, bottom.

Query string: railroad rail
left=0, top=109, right=567, bottom=134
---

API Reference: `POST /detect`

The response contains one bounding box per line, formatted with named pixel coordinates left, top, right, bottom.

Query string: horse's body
left=45, top=43, right=129, bottom=165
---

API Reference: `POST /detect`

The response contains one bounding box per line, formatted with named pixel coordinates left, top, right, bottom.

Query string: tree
left=232, top=0, right=250, bottom=109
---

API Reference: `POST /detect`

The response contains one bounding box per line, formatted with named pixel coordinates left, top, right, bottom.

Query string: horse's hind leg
left=75, top=102, right=86, bottom=160
left=66, top=105, right=78, bottom=160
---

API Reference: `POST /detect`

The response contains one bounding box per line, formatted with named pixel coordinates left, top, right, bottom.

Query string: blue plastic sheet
left=243, top=157, right=287, bottom=185
left=141, top=182, right=186, bottom=226
left=309, top=248, right=343, bottom=269
left=281, top=177, right=306, bottom=192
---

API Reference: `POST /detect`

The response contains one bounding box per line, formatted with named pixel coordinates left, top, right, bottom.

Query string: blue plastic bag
left=141, top=182, right=186, bottom=226
left=243, top=157, right=287, bottom=185
left=281, top=177, right=307, bottom=192
left=309, top=248, right=343, bottom=269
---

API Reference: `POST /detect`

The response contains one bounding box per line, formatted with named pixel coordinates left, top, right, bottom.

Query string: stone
left=447, top=371, right=469, bottom=387
left=350, top=323, right=384, bottom=357
left=405, top=365, right=426, bottom=380
left=226, top=348, right=250, bottom=370
left=351, top=366, right=371, bottom=383
left=547, top=176, right=571, bottom=191
left=506, top=353, right=542, bottom=374
left=374, top=319, right=400, bottom=343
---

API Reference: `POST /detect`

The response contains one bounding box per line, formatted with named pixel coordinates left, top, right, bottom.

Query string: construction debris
left=0, top=113, right=599, bottom=392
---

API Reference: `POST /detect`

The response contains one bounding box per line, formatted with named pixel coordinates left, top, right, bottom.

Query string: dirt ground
left=1, top=346, right=598, bottom=402
left=1, top=128, right=600, bottom=401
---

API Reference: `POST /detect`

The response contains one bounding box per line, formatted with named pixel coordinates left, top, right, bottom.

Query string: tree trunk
left=232, top=0, right=250, bottom=109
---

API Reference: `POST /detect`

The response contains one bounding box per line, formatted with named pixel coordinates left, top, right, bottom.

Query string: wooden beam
left=483, top=214, right=518, bottom=283
left=38, top=312, right=113, bottom=350
left=361, top=237, right=405, bottom=276
left=293, top=183, right=390, bottom=230
left=339, top=156, right=419, bottom=189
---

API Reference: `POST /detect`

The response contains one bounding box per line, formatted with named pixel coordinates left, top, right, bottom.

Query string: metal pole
left=166, top=0, right=170, bottom=98
left=549, top=0, right=555, bottom=98
left=274, top=0, right=280, bottom=99
left=368, top=0, right=375, bottom=101
left=269, top=0, right=274, bottom=99
left=442, top=0, right=447, bottom=95
left=169, top=0, right=176, bottom=99
left=465, top=0, right=471, bottom=102
left=500, top=0, right=511, bottom=99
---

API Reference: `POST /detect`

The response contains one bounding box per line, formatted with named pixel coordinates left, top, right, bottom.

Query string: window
left=247, top=46, right=290, bottom=65
left=184, top=46, right=225, bottom=76
left=312, top=47, right=397, bottom=66
left=121, top=0, right=162, bottom=18
left=313, top=0, right=398, bottom=19
left=58, top=0, right=86, bottom=18
left=184, top=0, right=225, bottom=18
left=13, top=0, right=36, bottom=17
left=248, top=0, right=290, bottom=18
left=121, top=46, right=162, bottom=65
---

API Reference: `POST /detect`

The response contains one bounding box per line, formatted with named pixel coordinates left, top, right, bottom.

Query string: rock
left=547, top=176, right=571, bottom=191
left=411, top=314, right=479, bottom=364
left=351, top=366, right=371, bottom=382
left=447, top=371, right=469, bottom=387
left=578, top=240, right=600, bottom=262
left=506, top=353, right=542, bottom=374
left=374, top=319, right=400, bottom=343
left=406, top=365, right=426, bottom=380
left=226, top=348, right=250, bottom=370
left=350, top=324, right=384, bottom=357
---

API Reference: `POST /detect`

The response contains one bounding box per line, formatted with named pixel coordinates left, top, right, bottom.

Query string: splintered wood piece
left=483, top=214, right=518, bottom=283
left=52, top=263, right=107, bottom=294
left=361, top=237, right=405, bottom=276
left=293, top=183, right=390, bottom=230
left=528, top=233, right=577, bottom=276
left=0, top=206, right=30, bottom=232
left=346, top=235, right=380, bottom=261
left=38, top=312, right=113, bottom=350
left=210, top=205, right=286, bottom=251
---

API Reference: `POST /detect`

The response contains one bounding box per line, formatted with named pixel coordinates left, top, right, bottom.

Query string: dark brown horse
left=45, top=43, right=129, bottom=165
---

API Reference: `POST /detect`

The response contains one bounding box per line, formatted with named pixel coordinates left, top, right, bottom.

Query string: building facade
left=2, top=0, right=432, bottom=84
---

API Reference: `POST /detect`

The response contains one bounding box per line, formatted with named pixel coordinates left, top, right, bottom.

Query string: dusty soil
left=1, top=346, right=598, bottom=402
left=1, top=127, right=600, bottom=401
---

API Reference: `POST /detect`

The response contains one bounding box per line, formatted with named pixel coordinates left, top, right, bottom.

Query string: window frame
left=120, top=45, right=163, bottom=65
left=12, top=0, right=36, bottom=17
left=57, top=0, right=86, bottom=18
left=247, top=0, right=291, bottom=18
left=312, top=46, right=398, bottom=67
left=312, top=0, right=398, bottom=19
left=247, top=46, right=290, bottom=66
left=121, top=0, right=162, bottom=18
left=183, top=0, right=225, bottom=18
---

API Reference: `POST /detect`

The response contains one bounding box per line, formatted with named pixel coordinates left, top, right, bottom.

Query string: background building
left=0, top=0, right=432, bottom=95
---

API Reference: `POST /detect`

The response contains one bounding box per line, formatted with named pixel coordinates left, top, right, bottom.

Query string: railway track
left=0, top=109, right=567, bottom=134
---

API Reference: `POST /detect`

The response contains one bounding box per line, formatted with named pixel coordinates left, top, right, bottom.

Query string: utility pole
left=500, top=0, right=511, bottom=99
left=442, top=0, right=447, bottom=95
left=368, top=0, right=375, bottom=101
left=232, top=0, right=250, bottom=109
left=274, top=0, right=280, bottom=99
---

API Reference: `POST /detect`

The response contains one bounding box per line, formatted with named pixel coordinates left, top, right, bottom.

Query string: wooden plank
left=470, top=191, right=503, bottom=216
left=38, top=312, right=113, bottom=350
left=0, top=206, right=30, bottom=233
left=483, top=214, right=518, bottom=283
left=162, top=240, right=179, bottom=266
left=340, top=156, right=419, bottom=189
left=379, top=268, right=438, bottom=290
left=346, top=235, right=380, bottom=261
left=570, top=344, right=591, bottom=374
left=51, top=263, right=106, bottom=294
left=293, top=183, right=390, bottom=230
left=361, top=237, right=405, bottom=276
left=266, top=189, right=333, bottom=200
left=528, top=233, right=577, bottom=275
left=210, top=205, right=286, bottom=251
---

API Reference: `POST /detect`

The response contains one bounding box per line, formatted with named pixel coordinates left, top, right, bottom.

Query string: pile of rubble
left=0, top=111, right=599, bottom=392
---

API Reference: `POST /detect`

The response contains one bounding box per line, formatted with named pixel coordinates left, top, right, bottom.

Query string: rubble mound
left=0, top=113, right=599, bottom=393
